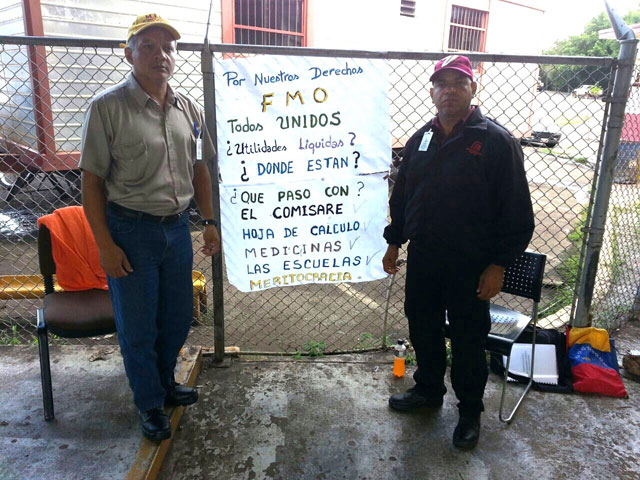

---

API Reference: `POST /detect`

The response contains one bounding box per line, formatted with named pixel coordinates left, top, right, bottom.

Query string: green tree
left=541, top=10, right=640, bottom=92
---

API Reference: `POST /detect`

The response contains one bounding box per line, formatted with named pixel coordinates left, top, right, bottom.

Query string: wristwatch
left=202, top=219, right=218, bottom=227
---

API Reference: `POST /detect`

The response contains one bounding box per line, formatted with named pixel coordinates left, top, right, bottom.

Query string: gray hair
left=126, top=34, right=141, bottom=52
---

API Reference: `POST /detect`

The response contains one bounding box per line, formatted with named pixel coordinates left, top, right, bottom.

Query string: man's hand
left=100, top=243, right=133, bottom=278
left=382, top=245, right=400, bottom=275
left=476, top=264, right=505, bottom=300
left=201, top=225, right=220, bottom=256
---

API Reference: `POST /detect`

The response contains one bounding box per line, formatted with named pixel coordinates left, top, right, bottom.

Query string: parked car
left=519, top=119, right=561, bottom=148
left=572, top=84, right=604, bottom=99
left=572, top=85, right=594, bottom=98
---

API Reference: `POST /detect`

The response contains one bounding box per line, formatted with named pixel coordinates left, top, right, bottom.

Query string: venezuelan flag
left=567, top=327, right=628, bottom=398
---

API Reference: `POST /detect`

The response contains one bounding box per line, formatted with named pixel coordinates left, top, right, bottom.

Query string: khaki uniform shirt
left=79, top=73, right=215, bottom=216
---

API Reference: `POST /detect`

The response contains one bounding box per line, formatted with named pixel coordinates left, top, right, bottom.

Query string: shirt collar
left=432, top=105, right=476, bottom=133
left=125, top=73, right=180, bottom=112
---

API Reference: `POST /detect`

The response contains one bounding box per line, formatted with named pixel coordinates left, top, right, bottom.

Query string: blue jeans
left=106, top=206, right=193, bottom=412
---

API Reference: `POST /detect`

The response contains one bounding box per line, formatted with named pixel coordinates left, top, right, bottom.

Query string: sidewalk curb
left=125, top=346, right=202, bottom=480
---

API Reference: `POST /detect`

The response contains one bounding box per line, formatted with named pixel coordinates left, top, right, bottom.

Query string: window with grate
left=400, top=0, right=416, bottom=17
left=448, top=5, right=488, bottom=53
left=225, top=0, right=307, bottom=47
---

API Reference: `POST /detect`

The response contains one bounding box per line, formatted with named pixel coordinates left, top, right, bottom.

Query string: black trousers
left=404, top=242, right=491, bottom=416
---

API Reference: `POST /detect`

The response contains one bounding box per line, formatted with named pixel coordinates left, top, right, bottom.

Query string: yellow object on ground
left=1, top=271, right=207, bottom=319
left=0, top=275, right=61, bottom=299
left=567, top=326, right=611, bottom=352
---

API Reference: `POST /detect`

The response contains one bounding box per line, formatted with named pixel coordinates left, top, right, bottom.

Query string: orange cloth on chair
left=37, top=206, right=108, bottom=291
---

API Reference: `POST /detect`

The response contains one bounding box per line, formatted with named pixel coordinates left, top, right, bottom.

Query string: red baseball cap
left=430, top=55, right=474, bottom=82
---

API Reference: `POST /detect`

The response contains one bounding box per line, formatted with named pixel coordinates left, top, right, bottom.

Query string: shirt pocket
left=110, top=141, right=149, bottom=184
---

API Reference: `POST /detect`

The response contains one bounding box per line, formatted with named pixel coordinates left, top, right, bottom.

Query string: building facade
left=1, top=0, right=545, bottom=55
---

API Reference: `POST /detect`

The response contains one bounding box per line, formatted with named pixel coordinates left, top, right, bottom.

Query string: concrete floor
left=1, top=342, right=639, bottom=480
left=0, top=344, right=199, bottom=480
left=0, top=345, right=139, bottom=480
left=161, top=353, right=640, bottom=480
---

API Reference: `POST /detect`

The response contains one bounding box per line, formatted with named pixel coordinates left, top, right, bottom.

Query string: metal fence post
left=201, top=44, right=225, bottom=361
left=573, top=4, right=639, bottom=327
left=381, top=275, right=394, bottom=350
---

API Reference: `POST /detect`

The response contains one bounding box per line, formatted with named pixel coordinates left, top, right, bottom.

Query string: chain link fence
left=1, top=37, right=638, bottom=353
left=586, top=62, right=640, bottom=330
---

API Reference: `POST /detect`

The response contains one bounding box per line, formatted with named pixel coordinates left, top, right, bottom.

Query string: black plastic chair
left=36, top=223, right=116, bottom=421
left=444, top=251, right=547, bottom=424
left=487, top=251, right=547, bottom=423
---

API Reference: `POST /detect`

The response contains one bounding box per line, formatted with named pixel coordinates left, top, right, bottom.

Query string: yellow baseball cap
left=126, top=13, right=180, bottom=43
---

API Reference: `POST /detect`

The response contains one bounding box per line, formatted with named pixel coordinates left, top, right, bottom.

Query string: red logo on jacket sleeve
left=466, top=141, right=483, bottom=156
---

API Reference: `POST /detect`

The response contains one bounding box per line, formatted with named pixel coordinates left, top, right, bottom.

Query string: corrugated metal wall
left=0, top=1, right=24, bottom=36
left=39, top=0, right=221, bottom=42
left=0, top=1, right=223, bottom=163
left=0, top=2, right=31, bottom=158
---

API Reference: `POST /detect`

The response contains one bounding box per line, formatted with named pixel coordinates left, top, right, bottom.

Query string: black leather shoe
left=165, top=382, right=199, bottom=406
left=388, top=387, right=443, bottom=412
left=453, top=415, right=481, bottom=450
left=139, top=407, right=171, bottom=442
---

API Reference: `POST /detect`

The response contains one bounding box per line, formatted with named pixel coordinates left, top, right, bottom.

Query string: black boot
left=388, top=386, right=443, bottom=411
left=139, top=407, right=171, bottom=442
left=165, top=381, right=199, bottom=406
left=453, top=414, right=481, bottom=450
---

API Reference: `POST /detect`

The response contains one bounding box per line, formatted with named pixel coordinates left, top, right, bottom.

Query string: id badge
left=196, top=138, right=203, bottom=160
left=418, top=131, right=433, bottom=152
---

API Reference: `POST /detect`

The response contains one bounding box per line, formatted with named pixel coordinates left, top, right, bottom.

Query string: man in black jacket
left=383, top=55, right=534, bottom=450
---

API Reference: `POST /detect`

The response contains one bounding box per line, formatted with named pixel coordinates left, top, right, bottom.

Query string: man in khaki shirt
left=80, top=13, right=220, bottom=442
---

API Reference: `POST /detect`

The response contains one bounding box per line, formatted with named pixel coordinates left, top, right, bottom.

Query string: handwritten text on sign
left=215, top=56, right=390, bottom=291
left=220, top=174, right=388, bottom=291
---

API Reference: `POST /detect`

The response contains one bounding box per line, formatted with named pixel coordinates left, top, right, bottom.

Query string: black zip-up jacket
left=383, top=107, right=534, bottom=267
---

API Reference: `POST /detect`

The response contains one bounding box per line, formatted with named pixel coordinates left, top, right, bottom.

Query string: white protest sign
left=215, top=55, right=390, bottom=184
left=220, top=174, right=388, bottom=292
left=215, top=55, right=390, bottom=292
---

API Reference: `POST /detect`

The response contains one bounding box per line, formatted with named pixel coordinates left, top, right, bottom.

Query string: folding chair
left=36, top=223, right=116, bottom=421
left=443, top=251, right=546, bottom=423
left=488, top=251, right=547, bottom=424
